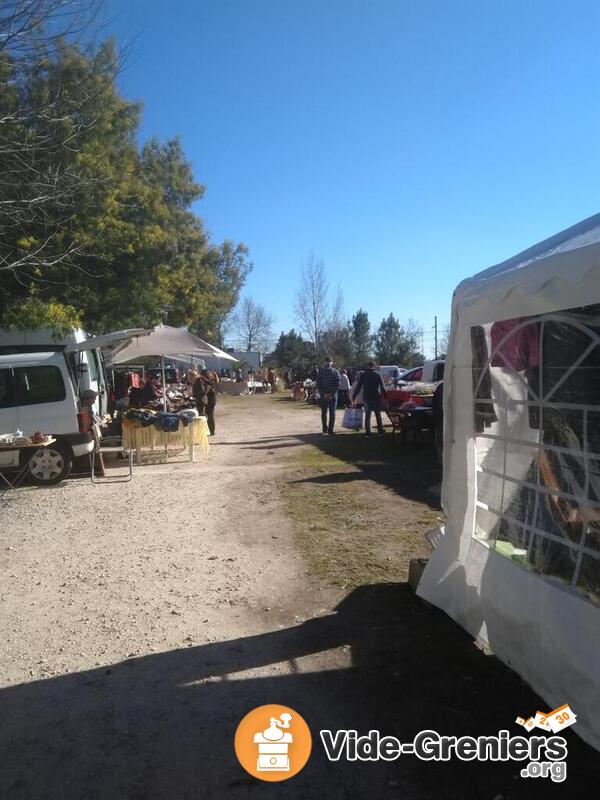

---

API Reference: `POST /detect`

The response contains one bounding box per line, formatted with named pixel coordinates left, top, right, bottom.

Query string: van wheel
left=25, top=443, right=73, bottom=485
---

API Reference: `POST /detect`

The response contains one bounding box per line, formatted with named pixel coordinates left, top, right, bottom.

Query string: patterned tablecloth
left=122, top=416, right=210, bottom=460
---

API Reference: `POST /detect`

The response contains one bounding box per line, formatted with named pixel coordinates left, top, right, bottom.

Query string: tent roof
left=456, top=211, right=600, bottom=307
left=110, top=325, right=236, bottom=363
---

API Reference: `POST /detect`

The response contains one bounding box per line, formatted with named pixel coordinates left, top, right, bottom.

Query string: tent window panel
left=588, top=460, right=600, bottom=503
left=577, top=553, right=600, bottom=605
left=475, top=437, right=504, bottom=472
left=542, top=408, right=584, bottom=451
left=471, top=305, right=600, bottom=604
left=492, top=518, right=530, bottom=567
left=540, top=448, right=587, bottom=500
left=587, top=411, right=600, bottom=454
left=477, top=469, right=504, bottom=512
left=471, top=325, right=496, bottom=433
left=505, top=442, right=538, bottom=483
left=528, top=534, right=577, bottom=587
left=474, top=506, right=498, bottom=543
left=583, top=520, right=600, bottom=554
left=501, top=484, right=537, bottom=527
left=542, top=328, right=600, bottom=404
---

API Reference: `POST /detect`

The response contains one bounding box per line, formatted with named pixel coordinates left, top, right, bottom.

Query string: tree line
left=250, top=251, right=424, bottom=374
left=0, top=0, right=251, bottom=339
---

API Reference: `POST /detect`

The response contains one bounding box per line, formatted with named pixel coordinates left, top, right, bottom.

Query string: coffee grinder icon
left=253, top=713, right=293, bottom=771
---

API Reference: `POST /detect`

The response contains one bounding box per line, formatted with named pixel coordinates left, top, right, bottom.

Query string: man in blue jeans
left=316, top=357, right=341, bottom=435
left=352, top=361, right=388, bottom=437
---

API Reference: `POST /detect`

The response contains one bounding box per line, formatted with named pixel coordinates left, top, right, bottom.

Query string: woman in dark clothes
left=193, top=369, right=218, bottom=436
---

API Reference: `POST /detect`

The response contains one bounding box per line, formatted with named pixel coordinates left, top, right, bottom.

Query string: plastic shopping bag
left=342, top=406, right=364, bottom=430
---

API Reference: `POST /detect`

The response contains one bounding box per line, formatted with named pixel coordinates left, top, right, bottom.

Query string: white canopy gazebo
left=418, top=213, right=600, bottom=750
left=111, top=325, right=237, bottom=409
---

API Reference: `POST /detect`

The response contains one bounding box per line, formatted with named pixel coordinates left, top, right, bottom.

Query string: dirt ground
left=0, top=394, right=598, bottom=800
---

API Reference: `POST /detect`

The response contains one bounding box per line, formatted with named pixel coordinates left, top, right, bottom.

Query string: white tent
left=111, top=325, right=237, bottom=409
left=418, top=213, right=600, bottom=750
left=110, top=325, right=237, bottom=364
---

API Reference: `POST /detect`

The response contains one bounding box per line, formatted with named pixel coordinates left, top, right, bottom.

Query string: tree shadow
left=292, top=432, right=441, bottom=509
left=1, top=583, right=595, bottom=800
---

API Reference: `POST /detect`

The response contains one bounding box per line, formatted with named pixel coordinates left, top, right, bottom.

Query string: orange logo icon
left=234, top=704, right=312, bottom=782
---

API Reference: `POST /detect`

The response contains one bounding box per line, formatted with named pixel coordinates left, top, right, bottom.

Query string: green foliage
left=0, top=39, right=251, bottom=336
left=2, top=298, right=82, bottom=336
left=270, top=329, right=315, bottom=373
left=322, top=323, right=354, bottom=367
left=374, top=313, right=420, bottom=366
left=351, top=309, right=373, bottom=364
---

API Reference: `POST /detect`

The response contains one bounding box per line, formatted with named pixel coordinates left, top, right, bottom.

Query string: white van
left=0, top=351, right=95, bottom=483
left=0, top=328, right=151, bottom=484
left=0, top=327, right=151, bottom=418
left=0, top=328, right=108, bottom=417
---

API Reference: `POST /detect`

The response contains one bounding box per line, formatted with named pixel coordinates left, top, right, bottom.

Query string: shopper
left=338, top=369, right=351, bottom=408
left=316, top=357, right=341, bottom=435
left=352, top=361, right=388, bottom=437
left=193, top=369, right=218, bottom=436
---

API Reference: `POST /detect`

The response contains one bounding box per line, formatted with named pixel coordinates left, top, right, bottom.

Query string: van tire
left=23, top=442, right=73, bottom=485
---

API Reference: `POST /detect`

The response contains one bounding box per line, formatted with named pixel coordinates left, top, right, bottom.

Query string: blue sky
left=104, top=0, right=600, bottom=355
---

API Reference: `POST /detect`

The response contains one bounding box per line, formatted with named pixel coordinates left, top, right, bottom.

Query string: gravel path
left=0, top=395, right=336, bottom=687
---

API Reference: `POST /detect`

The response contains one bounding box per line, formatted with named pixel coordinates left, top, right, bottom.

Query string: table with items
left=121, top=409, right=209, bottom=463
left=0, top=434, right=57, bottom=498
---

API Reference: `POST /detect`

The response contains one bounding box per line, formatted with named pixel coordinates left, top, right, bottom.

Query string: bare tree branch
left=293, top=251, right=330, bottom=354
left=232, top=296, right=276, bottom=352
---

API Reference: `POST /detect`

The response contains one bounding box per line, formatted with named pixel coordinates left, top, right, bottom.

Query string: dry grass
left=282, top=429, right=442, bottom=589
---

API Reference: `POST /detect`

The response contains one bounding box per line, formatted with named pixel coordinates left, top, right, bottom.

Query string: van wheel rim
left=29, top=448, right=64, bottom=481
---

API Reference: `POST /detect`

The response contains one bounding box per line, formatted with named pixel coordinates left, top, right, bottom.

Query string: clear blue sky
left=104, top=0, right=600, bottom=355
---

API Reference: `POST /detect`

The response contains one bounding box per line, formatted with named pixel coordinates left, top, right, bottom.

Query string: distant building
left=201, top=349, right=263, bottom=373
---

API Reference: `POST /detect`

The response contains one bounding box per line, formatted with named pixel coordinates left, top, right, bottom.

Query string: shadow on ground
left=1, top=583, right=595, bottom=800
left=223, top=425, right=442, bottom=509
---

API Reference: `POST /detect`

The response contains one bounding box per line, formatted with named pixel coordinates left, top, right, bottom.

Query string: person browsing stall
left=316, top=356, right=341, bottom=435
left=141, top=375, right=161, bottom=405
left=193, top=369, right=218, bottom=436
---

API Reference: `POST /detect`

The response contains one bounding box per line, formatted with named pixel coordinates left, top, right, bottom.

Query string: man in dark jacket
left=352, top=361, right=388, bottom=437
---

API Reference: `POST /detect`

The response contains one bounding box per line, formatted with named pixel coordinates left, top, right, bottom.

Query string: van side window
left=88, top=349, right=100, bottom=382
left=0, top=369, right=15, bottom=408
left=14, top=366, right=66, bottom=405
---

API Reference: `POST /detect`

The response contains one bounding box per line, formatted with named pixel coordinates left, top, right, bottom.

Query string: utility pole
left=434, top=316, right=438, bottom=359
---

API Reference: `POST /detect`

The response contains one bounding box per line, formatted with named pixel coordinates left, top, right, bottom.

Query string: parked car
left=397, top=359, right=445, bottom=386
left=397, top=365, right=423, bottom=384
left=379, top=365, right=408, bottom=387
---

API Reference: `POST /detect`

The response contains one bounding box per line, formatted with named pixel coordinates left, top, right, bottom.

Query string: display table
left=122, top=417, right=209, bottom=464
left=0, top=438, right=57, bottom=498
left=246, top=381, right=271, bottom=395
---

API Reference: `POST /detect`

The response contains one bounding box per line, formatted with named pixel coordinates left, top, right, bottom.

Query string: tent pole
left=161, top=355, right=167, bottom=412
